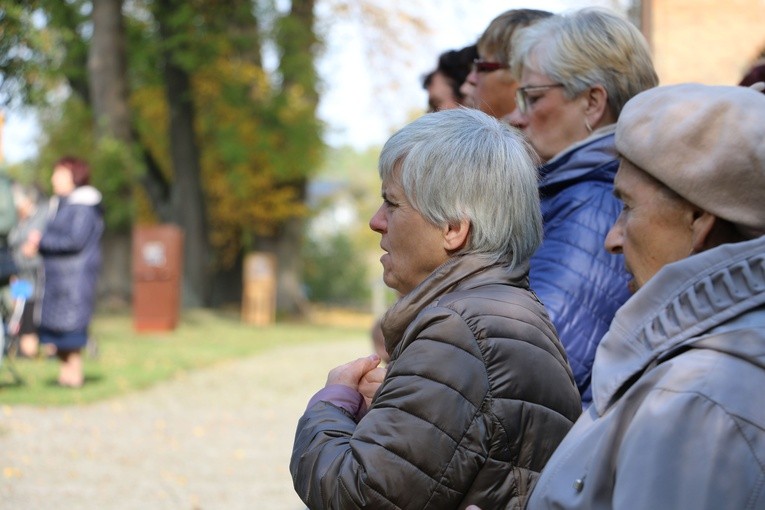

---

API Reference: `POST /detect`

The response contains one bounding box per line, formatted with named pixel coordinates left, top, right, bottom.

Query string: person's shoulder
left=649, top=346, right=765, bottom=423
left=437, top=279, right=543, bottom=320
left=544, top=177, right=621, bottom=226
left=434, top=284, right=561, bottom=355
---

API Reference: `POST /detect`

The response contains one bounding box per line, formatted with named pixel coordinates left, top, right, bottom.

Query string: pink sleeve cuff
left=306, top=384, right=367, bottom=420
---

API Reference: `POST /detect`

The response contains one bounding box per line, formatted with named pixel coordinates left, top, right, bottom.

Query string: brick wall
left=648, top=0, right=765, bottom=85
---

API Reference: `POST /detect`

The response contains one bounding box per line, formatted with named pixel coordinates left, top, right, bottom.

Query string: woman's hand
left=22, top=230, right=41, bottom=257
left=326, top=354, right=381, bottom=391
left=358, top=366, right=386, bottom=409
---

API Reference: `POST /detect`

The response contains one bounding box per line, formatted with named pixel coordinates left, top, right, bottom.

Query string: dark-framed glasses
left=515, top=83, right=565, bottom=114
left=472, top=58, right=509, bottom=73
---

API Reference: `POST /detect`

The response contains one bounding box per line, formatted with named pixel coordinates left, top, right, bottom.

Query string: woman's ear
left=584, top=84, right=613, bottom=127
left=690, top=210, right=718, bottom=253
left=443, top=219, right=470, bottom=252
left=691, top=211, right=746, bottom=253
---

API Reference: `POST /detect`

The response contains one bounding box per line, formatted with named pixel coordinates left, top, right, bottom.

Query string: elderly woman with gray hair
left=290, top=108, right=582, bottom=509
left=505, top=8, right=659, bottom=406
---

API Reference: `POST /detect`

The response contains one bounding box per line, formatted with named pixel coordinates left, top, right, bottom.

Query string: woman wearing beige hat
left=523, top=83, right=765, bottom=510
left=505, top=8, right=659, bottom=407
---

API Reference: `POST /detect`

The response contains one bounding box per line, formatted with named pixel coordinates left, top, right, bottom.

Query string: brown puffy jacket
left=292, top=255, right=582, bottom=509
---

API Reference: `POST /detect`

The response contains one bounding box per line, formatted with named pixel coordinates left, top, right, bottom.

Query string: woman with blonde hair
left=506, top=8, right=658, bottom=406
left=461, top=8, right=552, bottom=118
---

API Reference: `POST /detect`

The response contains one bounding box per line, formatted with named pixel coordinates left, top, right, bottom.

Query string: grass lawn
left=0, top=307, right=371, bottom=406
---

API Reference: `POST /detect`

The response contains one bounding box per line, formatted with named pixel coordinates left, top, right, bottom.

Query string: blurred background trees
left=2, top=1, right=761, bottom=318
left=0, top=0, right=410, bottom=315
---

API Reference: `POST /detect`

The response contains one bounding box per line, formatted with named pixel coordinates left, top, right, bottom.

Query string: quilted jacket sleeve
left=530, top=181, right=631, bottom=402
left=290, top=307, right=492, bottom=510
left=39, top=204, right=101, bottom=255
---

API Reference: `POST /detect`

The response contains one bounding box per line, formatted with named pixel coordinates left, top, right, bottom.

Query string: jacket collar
left=539, top=124, right=617, bottom=190
left=381, top=254, right=530, bottom=357
left=592, top=236, right=765, bottom=414
left=68, top=185, right=102, bottom=206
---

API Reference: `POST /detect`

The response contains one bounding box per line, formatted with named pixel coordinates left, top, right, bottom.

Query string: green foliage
left=318, top=145, right=384, bottom=246
left=89, top=136, right=144, bottom=229
left=124, top=1, right=327, bottom=269
left=297, top=145, right=389, bottom=308
left=193, top=57, right=317, bottom=267
left=0, top=1, right=58, bottom=106
left=302, top=231, right=370, bottom=306
left=2, top=0, right=329, bottom=284
left=37, top=96, right=144, bottom=231
left=37, top=95, right=93, bottom=166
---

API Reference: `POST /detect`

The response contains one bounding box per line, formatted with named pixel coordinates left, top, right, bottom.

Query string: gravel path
left=0, top=335, right=368, bottom=510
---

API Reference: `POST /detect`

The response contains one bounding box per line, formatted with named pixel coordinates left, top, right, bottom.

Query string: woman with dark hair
left=422, top=44, right=478, bottom=111
left=740, top=58, right=765, bottom=92
left=506, top=8, right=659, bottom=406
left=27, top=156, right=104, bottom=387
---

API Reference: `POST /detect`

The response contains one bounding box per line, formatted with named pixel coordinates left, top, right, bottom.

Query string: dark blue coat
left=529, top=128, right=632, bottom=406
left=38, top=186, right=104, bottom=333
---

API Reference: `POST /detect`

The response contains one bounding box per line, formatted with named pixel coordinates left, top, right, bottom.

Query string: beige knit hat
left=615, top=83, right=765, bottom=237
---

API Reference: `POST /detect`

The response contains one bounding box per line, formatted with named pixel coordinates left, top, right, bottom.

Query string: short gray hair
left=379, top=108, right=543, bottom=269
left=511, top=8, right=658, bottom=118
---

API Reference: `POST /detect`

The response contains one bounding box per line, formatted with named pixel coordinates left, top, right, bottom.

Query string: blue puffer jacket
left=530, top=126, right=631, bottom=406
left=39, top=186, right=104, bottom=333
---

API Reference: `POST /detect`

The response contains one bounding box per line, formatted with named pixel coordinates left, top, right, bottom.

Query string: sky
left=1, top=0, right=620, bottom=164
left=317, top=0, right=620, bottom=150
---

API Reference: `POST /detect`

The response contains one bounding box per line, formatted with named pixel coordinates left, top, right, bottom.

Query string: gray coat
left=526, top=235, right=765, bottom=510
left=292, top=254, right=582, bottom=509
left=38, top=186, right=104, bottom=333
left=8, top=200, right=48, bottom=298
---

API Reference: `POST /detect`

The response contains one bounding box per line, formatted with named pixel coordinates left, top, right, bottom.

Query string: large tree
left=151, top=0, right=212, bottom=307
left=87, top=0, right=135, bottom=301
left=0, top=0, right=427, bottom=313
left=261, top=0, right=322, bottom=315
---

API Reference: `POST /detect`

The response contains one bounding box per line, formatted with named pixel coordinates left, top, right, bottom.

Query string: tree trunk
left=87, top=0, right=132, bottom=304
left=87, top=0, right=131, bottom=141
left=270, top=0, right=319, bottom=317
left=156, top=0, right=212, bottom=307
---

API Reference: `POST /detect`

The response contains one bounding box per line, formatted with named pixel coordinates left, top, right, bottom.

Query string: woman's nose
left=604, top=222, right=623, bottom=254
left=505, top=107, right=527, bottom=129
left=369, top=205, right=386, bottom=233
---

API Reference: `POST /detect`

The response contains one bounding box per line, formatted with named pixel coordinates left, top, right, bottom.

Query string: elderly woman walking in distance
left=290, top=108, right=582, bottom=509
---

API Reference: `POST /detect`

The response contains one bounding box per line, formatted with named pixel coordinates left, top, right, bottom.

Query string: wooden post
left=242, top=252, right=277, bottom=326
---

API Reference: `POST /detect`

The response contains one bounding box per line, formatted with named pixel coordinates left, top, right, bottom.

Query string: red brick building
left=634, top=0, right=765, bottom=85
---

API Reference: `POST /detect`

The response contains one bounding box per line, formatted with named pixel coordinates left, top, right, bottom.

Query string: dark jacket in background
left=291, top=254, right=582, bottom=509
left=529, top=125, right=632, bottom=405
left=38, top=186, right=104, bottom=333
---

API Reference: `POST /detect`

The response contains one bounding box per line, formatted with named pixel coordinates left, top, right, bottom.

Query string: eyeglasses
left=472, top=58, right=509, bottom=73
left=515, top=83, right=565, bottom=114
